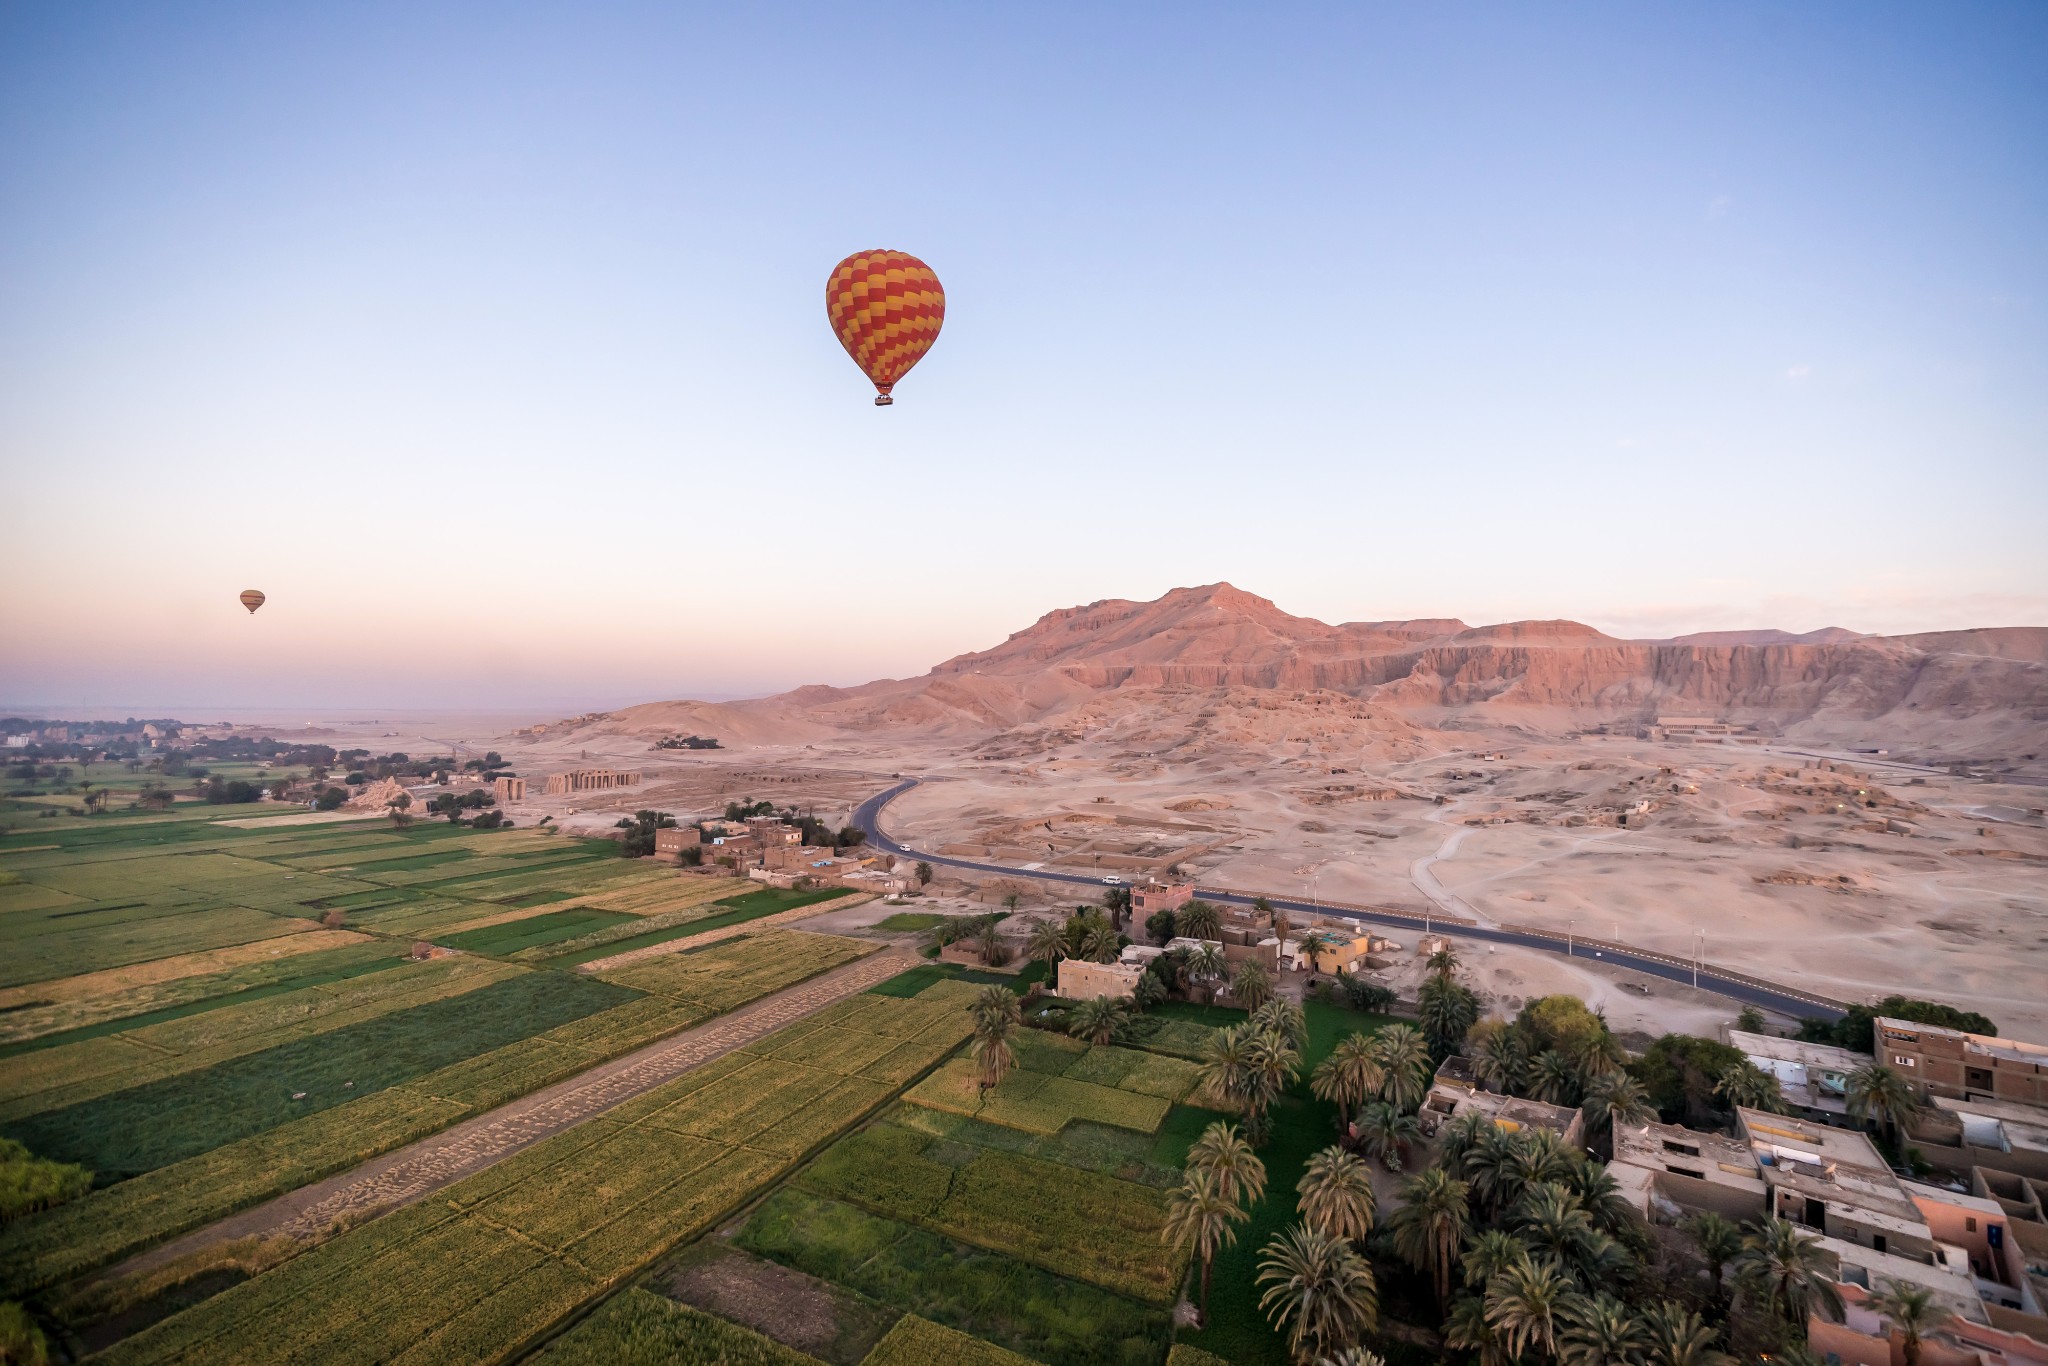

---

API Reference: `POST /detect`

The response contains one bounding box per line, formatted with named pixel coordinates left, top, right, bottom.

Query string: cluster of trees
left=614, top=810, right=676, bottom=855
left=1799, top=996, right=1998, bottom=1052
left=655, top=734, right=721, bottom=749
left=199, top=777, right=266, bottom=805
left=428, top=789, right=501, bottom=827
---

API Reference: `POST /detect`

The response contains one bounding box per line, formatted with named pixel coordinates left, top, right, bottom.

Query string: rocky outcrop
left=600, top=583, right=2047, bottom=751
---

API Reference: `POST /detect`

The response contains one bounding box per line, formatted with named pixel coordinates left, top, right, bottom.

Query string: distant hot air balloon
left=239, top=589, right=266, bottom=615
left=825, top=250, right=944, bottom=406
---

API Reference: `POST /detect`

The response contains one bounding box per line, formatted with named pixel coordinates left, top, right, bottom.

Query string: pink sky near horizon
left=3, top=5, right=2043, bottom=712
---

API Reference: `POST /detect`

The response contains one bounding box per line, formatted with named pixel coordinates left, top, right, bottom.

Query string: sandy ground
left=219, top=710, right=2048, bottom=1041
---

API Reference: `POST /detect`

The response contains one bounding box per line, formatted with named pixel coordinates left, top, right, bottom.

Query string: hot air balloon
left=239, top=589, right=266, bottom=615
left=825, top=250, right=944, bottom=405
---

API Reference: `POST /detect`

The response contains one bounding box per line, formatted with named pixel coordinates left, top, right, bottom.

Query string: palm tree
left=1445, top=1294, right=1511, bottom=1366
left=1187, top=1121, right=1267, bottom=1207
left=1353, top=1101, right=1420, bottom=1172
left=1079, top=921, right=1119, bottom=963
left=1372, top=1025, right=1432, bottom=1112
left=1510, top=1182, right=1611, bottom=1279
left=1311, top=1034, right=1386, bottom=1116
left=1470, top=1020, right=1530, bottom=1096
left=975, top=918, right=1009, bottom=966
left=969, top=985, right=1020, bottom=1090
left=1200, top=1024, right=1257, bottom=1111
left=1558, top=1292, right=1647, bottom=1366
left=1256, top=1222, right=1379, bottom=1363
left=1190, top=941, right=1229, bottom=1002
left=1297, top=1146, right=1376, bottom=1243
left=1025, top=917, right=1069, bottom=969
left=1297, top=930, right=1337, bottom=975
left=1231, top=958, right=1275, bottom=1011
left=1462, top=1126, right=1524, bottom=1220
left=1178, top=899, right=1222, bottom=941
left=1684, top=1212, right=1743, bottom=1315
left=1244, top=1028, right=1302, bottom=1129
left=1067, top=994, right=1130, bottom=1044
left=1485, top=1254, right=1583, bottom=1362
left=1164, top=1169, right=1247, bottom=1325
left=1426, top=944, right=1461, bottom=979
left=1637, top=1300, right=1734, bottom=1366
left=1562, top=1161, right=1636, bottom=1241
left=1499, top=1129, right=1578, bottom=1215
left=1461, top=1229, right=1529, bottom=1291
left=1847, top=1062, right=1918, bottom=1148
left=1436, top=1109, right=1497, bottom=1171
left=1418, top=974, right=1480, bottom=1061
left=1567, top=1028, right=1626, bottom=1082
left=1714, top=1062, right=1785, bottom=1114
left=1388, top=1166, right=1469, bottom=1303
left=1581, top=1072, right=1654, bottom=1154
left=1873, top=1282, right=1946, bottom=1366
left=1253, top=999, right=1309, bottom=1052
left=1733, top=1216, right=1844, bottom=1328
left=1529, top=1049, right=1585, bottom=1106
left=1317, top=1350, right=1385, bottom=1366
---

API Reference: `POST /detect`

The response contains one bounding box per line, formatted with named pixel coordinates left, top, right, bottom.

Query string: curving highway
left=850, top=779, right=1846, bottom=1023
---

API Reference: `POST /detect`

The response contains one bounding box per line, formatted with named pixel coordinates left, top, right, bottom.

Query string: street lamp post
left=1567, top=918, right=1575, bottom=957
left=1692, top=929, right=1704, bottom=990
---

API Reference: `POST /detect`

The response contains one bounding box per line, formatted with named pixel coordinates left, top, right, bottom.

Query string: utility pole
left=1567, top=918, right=1575, bottom=957
left=1693, top=929, right=1704, bottom=990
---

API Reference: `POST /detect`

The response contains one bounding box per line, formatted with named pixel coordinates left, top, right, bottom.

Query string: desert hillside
left=601, top=584, right=2048, bottom=763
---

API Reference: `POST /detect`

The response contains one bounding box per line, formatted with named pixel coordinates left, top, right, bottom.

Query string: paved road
left=853, top=780, right=1846, bottom=1022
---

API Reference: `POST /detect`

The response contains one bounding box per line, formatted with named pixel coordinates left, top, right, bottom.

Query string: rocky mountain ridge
left=602, top=584, right=2048, bottom=755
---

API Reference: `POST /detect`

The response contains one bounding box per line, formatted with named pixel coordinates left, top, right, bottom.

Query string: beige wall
left=1058, top=959, right=1143, bottom=1001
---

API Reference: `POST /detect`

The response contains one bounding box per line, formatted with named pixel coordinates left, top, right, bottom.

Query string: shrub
left=0, top=1141, right=91, bottom=1222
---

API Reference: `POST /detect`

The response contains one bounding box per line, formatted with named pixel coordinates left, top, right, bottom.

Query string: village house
left=1730, top=1028, right=1866, bottom=1119
left=1056, top=957, right=1144, bottom=1001
left=1878, top=1017, right=2048, bottom=1108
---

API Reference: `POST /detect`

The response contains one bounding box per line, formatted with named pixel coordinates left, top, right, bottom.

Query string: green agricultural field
left=863, top=1314, right=1041, bottom=1366
left=3, top=970, right=637, bottom=1178
left=536, top=1288, right=824, bottom=1366
left=738, top=1190, right=1167, bottom=1366
left=438, top=907, right=637, bottom=955
left=791, top=1118, right=1182, bottom=1303
left=0, top=934, right=900, bottom=1298
left=92, top=986, right=975, bottom=1365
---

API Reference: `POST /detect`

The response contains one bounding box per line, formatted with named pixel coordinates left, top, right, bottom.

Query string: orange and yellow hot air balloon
left=825, top=250, right=944, bottom=406
left=239, top=589, right=266, bottom=615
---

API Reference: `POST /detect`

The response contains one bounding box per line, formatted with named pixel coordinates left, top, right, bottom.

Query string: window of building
left=1966, top=1216, right=1977, bottom=1232
left=1662, top=1140, right=1701, bottom=1158
left=1893, top=1055, right=1915, bottom=1067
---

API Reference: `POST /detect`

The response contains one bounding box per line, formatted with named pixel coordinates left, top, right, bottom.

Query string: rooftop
left=1439, top=1087, right=1582, bottom=1139
left=1879, top=1017, right=2048, bottom=1069
left=1729, top=1029, right=1870, bottom=1072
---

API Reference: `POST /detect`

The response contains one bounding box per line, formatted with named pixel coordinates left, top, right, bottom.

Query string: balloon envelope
left=825, top=250, right=944, bottom=405
left=239, top=589, right=266, bottom=614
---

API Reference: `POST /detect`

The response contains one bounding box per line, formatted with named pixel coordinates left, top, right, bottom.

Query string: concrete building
left=1288, top=930, right=1382, bottom=975
left=1909, top=1096, right=2048, bottom=1184
left=1418, top=1062, right=1584, bottom=1147
left=1730, top=1029, right=1867, bottom=1118
left=1739, top=1108, right=1937, bottom=1261
left=542, top=769, right=642, bottom=795
left=1058, top=958, right=1145, bottom=1001
left=1879, top=1018, right=2048, bottom=1108
left=1609, top=1117, right=1769, bottom=1224
left=493, top=776, right=526, bottom=803
left=653, top=826, right=700, bottom=857
left=1132, top=879, right=1195, bottom=920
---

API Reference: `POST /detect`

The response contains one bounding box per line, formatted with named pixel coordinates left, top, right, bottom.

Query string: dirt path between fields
left=104, top=945, right=921, bottom=1282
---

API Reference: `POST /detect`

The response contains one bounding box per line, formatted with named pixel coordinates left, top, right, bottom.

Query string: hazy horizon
left=4, top=3, right=2044, bottom=710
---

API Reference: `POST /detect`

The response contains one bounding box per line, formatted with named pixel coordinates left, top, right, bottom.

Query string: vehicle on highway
left=1101, top=875, right=1124, bottom=885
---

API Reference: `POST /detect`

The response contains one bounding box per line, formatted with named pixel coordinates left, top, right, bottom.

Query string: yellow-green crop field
left=94, top=985, right=975, bottom=1365
left=0, top=801, right=886, bottom=1305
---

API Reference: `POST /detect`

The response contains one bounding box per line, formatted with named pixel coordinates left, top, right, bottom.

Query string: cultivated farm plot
left=902, top=1033, right=1200, bottom=1136
left=93, top=986, right=975, bottom=1366
left=596, top=929, right=875, bottom=1011
left=0, top=934, right=899, bottom=1298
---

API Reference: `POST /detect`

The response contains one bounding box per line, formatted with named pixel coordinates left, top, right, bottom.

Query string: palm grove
left=969, top=905, right=1961, bottom=1366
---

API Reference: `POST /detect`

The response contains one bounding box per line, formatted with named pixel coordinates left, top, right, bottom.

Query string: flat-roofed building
left=1131, top=879, right=1194, bottom=919
left=1730, top=1029, right=1867, bottom=1118
left=1609, top=1118, right=1767, bottom=1224
left=1739, top=1108, right=1937, bottom=1263
left=1419, top=1082, right=1583, bottom=1148
left=1878, top=1017, right=2048, bottom=1107
left=1908, top=1095, right=2048, bottom=1184
left=653, top=826, right=700, bottom=855
left=1058, top=958, right=1144, bottom=1002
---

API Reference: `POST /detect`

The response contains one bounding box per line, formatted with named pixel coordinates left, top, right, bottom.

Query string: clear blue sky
left=2, top=2, right=2043, bottom=710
